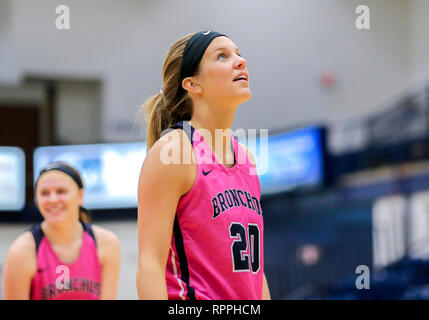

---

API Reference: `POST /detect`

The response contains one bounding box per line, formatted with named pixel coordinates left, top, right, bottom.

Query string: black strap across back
left=29, top=222, right=97, bottom=253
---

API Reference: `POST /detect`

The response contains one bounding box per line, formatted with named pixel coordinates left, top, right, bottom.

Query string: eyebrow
left=213, top=46, right=240, bottom=53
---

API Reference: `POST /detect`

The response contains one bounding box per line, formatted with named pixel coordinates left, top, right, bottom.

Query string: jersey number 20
left=229, top=222, right=260, bottom=273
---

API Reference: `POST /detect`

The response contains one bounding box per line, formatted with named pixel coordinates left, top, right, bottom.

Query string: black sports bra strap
left=29, top=224, right=44, bottom=253
left=81, top=222, right=97, bottom=246
left=167, top=121, right=236, bottom=163
left=29, top=222, right=97, bottom=252
left=163, top=121, right=195, bottom=145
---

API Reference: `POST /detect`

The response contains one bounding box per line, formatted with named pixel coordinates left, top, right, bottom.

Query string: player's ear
left=182, top=76, right=202, bottom=95
left=78, top=189, right=84, bottom=207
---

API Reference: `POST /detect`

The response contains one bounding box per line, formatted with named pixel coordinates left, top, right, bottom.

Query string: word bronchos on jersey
left=40, top=277, right=101, bottom=299
left=211, top=188, right=262, bottom=219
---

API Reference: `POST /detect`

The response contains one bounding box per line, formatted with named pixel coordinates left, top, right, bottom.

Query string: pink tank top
left=165, top=121, right=264, bottom=300
left=29, top=223, right=102, bottom=300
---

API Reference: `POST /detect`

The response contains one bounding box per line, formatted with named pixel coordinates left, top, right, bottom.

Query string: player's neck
left=41, top=219, right=83, bottom=245
left=190, top=98, right=237, bottom=132
left=190, top=114, right=235, bottom=140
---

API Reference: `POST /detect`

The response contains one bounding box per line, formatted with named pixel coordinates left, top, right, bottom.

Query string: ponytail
left=79, top=206, right=91, bottom=224
left=138, top=33, right=195, bottom=150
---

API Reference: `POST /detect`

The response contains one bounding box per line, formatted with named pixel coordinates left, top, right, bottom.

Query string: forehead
left=206, top=36, right=239, bottom=53
left=36, top=170, right=78, bottom=189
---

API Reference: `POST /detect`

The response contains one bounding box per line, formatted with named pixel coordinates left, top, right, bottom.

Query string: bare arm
left=2, top=232, right=37, bottom=300
left=93, top=226, right=121, bottom=300
left=136, top=131, right=195, bottom=300
left=262, top=273, right=271, bottom=300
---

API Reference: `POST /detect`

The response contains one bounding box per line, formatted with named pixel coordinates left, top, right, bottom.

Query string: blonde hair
left=138, top=33, right=196, bottom=149
left=79, top=207, right=91, bottom=223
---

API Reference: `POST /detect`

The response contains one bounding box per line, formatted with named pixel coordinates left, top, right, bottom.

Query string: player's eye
left=218, top=53, right=226, bottom=60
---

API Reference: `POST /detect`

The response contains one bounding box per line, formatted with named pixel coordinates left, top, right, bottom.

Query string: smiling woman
left=1, top=162, right=121, bottom=300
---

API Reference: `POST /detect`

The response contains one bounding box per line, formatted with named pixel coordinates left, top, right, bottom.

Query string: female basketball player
left=2, top=162, right=121, bottom=300
left=136, top=31, right=270, bottom=300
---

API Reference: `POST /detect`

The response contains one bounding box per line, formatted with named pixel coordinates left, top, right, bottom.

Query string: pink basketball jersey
left=29, top=223, right=102, bottom=300
left=165, top=121, right=264, bottom=300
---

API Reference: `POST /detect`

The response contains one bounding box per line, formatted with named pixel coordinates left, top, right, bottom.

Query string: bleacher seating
left=304, top=256, right=429, bottom=299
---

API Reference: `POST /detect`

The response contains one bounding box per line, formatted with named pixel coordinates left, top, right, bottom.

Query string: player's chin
left=43, top=211, right=68, bottom=224
left=235, top=88, right=252, bottom=103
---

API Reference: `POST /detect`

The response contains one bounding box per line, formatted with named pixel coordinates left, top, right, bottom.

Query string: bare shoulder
left=146, top=128, right=195, bottom=166
left=91, top=225, right=120, bottom=249
left=7, top=231, right=36, bottom=258
left=238, top=141, right=256, bottom=168
left=91, top=225, right=120, bottom=265
left=141, top=129, right=196, bottom=195
left=5, top=231, right=37, bottom=273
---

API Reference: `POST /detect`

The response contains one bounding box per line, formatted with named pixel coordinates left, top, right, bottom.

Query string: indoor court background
left=1, top=0, right=429, bottom=299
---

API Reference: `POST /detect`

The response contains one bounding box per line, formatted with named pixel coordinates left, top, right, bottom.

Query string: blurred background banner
left=1, top=0, right=429, bottom=300
left=0, top=146, right=25, bottom=211
left=32, top=126, right=325, bottom=208
left=244, top=126, right=327, bottom=194
left=33, top=142, right=147, bottom=209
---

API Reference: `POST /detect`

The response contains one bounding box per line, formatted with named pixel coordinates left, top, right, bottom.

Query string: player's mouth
left=46, top=207, right=66, bottom=216
left=233, top=72, right=248, bottom=82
